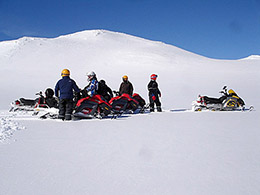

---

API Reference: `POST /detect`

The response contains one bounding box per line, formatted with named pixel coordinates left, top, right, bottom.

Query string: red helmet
left=150, top=74, right=157, bottom=80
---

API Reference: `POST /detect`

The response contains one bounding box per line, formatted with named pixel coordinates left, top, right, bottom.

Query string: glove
left=87, top=91, right=92, bottom=97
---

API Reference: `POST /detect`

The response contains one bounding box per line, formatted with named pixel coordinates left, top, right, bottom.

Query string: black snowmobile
left=192, top=86, right=253, bottom=111
left=9, top=88, right=59, bottom=118
left=10, top=88, right=58, bottom=112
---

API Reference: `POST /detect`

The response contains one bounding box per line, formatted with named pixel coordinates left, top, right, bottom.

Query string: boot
left=58, top=115, right=65, bottom=120
left=150, top=107, right=154, bottom=112
left=157, top=106, right=162, bottom=112
left=65, top=114, right=72, bottom=121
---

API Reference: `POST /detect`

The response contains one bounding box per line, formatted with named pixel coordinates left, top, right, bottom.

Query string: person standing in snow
left=119, top=75, right=134, bottom=96
left=83, top=71, right=98, bottom=97
left=97, top=79, right=113, bottom=102
left=55, top=69, right=80, bottom=120
left=148, top=74, right=162, bottom=112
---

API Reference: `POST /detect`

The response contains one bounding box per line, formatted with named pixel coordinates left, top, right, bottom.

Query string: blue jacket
left=85, top=79, right=98, bottom=97
left=55, top=76, right=80, bottom=99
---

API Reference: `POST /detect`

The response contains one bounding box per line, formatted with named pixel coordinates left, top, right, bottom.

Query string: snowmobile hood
left=76, top=95, right=111, bottom=107
left=228, top=89, right=237, bottom=95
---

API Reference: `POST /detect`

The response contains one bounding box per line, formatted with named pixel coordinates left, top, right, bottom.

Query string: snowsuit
left=148, top=80, right=161, bottom=112
left=45, top=97, right=58, bottom=108
left=55, top=76, right=80, bottom=120
left=83, top=77, right=98, bottom=97
left=97, top=81, right=113, bottom=102
left=119, top=81, right=133, bottom=96
left=45, top=89, right=58, bottom=108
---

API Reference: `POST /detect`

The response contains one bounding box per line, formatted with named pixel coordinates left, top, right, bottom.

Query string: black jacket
left=97, top=82, right=113, bottom=98
left=119, top=81, right=133, bottom=96
left=148, top=80, right=161, bottom=96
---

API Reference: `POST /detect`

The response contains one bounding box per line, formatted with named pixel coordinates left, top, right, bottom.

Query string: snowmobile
left=192, top=86, right=253, bottom=111
left=10, top=89, right=58, bottom=112
left=109, top=93, right=139, bottom=115
left=9, top=88, right=59, bottom=119
left=73, top=94, right=112, bottom=119
left=132, top=93, right=149, bottom=113
left=132, top=93, right=146, bottom=108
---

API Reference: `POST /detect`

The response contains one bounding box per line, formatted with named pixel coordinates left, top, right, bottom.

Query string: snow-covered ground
left=0, top=30, right=259, bottom=195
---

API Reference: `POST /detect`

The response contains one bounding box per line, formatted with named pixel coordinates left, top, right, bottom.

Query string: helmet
left=86, top=71, right=96, bottom=81
left=61, top=69, right=70, bottom=77
left=122, top=75, right=128, bottom=81
left=45, top=88, right=54, bottom=98
left=99, top=79, right=106, bottom=85
left=228, top=89, right=236, bottom=95
left=151, top=74, right=157, bottom=80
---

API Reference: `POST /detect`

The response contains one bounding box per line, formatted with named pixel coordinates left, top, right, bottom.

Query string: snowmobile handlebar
left=35, top=91, right=45, bottom=98
left=219, top=86, right=228, bottom=95
left=35, top=91, right=42, bottom=96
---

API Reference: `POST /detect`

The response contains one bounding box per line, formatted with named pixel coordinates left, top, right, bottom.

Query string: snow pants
left=58, top=99, right=73, bottom=120
left=149, top=93, right=161, bottom=111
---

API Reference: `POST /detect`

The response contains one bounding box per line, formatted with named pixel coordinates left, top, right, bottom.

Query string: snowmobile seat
left=19, top=98, right=36, bottom=106
left=203, top=96, right=225, bottom=104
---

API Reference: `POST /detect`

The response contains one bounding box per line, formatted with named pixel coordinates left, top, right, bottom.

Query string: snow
left=0, top=30, right=259, bottom=195
left=0, top=115, right=25, bottom=143
left=242, top=55, right=260, bottom=60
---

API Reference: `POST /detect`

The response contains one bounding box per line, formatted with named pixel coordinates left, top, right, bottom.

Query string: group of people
left=55, top=69, right=162, bottom=120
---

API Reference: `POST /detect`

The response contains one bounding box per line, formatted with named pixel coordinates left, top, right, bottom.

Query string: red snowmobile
left=74, top=94, right=112, bottom=119
left=132, top=93, right=146, bottom=108
left=109, top=93, right=140, bottom=115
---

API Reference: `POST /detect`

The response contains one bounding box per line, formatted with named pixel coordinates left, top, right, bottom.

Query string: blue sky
left=0, top=0, right=259, bottom=59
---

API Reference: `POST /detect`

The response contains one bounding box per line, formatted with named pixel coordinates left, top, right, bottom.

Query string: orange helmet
left=122, top=75, right=128, bottom=80
left=61, top=69, right=70, bottom=77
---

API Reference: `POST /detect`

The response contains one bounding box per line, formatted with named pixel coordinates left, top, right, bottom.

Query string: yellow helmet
left=122, top=75, right=128, bottom=80
left=61, top=69, right=70, bottom=77
left=228, top=89, right=236, bottom=95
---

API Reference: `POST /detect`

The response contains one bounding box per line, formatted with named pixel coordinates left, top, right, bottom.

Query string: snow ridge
left=244, top=55, right=260, bottom=60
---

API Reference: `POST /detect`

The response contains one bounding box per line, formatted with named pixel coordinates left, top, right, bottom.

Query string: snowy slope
left=1, top=29, right=259, bottom=109
left=0, top=30, right=260, bottom=195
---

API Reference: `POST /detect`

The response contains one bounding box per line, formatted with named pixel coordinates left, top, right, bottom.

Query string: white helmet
left=86, top=71, right=96, bottom=81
